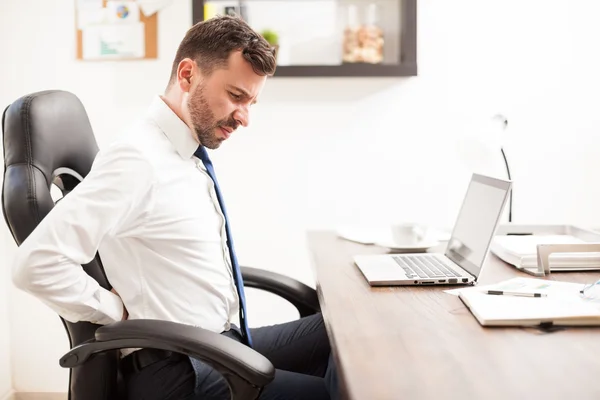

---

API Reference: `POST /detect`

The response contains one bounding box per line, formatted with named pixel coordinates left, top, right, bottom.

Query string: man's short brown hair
left=168, top=15, right=277, bottom=85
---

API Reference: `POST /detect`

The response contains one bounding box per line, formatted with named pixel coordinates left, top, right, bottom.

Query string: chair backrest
left=1, top=90, right=120, bottom=399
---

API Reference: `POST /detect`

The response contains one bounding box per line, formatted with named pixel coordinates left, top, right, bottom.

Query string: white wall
left=0, top=235, right=12, bottom=400
left=2, top=0, right=600, bottom=393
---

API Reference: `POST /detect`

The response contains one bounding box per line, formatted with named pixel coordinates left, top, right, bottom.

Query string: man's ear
left=177, top=58, right=195, bottom=93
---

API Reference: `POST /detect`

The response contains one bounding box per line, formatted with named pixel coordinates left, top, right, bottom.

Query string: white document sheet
left=82, top=22, right=145, bottom=60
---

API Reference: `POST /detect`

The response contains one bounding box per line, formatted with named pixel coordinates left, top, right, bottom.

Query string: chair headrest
left=2, top=90, right=99, bottom=244
left=3, top=90, right=99, bottom=186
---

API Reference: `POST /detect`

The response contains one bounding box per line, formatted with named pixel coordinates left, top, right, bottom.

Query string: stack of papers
left=490, top=234, right=600, bottom=271
left=449, top=277, right=600, bottom=327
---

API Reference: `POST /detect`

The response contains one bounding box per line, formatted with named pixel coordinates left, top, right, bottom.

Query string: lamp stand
left=500, top=147, right=512, bottom=223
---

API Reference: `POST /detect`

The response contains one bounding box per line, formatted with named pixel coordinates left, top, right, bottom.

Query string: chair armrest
left=59, top=319, right=275, bottom=399
left=537, top=243, right=600, bottom=275
left=241, top=266, right=320, bottom=318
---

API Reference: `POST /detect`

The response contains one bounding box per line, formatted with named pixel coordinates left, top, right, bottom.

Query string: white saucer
left=336, top=225, right=449, bottom=250
left=336, top=227, right=383, bottom=245
left=374, top=240, right=440, bottom=253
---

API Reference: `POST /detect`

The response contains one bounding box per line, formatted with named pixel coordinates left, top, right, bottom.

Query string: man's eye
left=229, top=92, right=242, bottom=100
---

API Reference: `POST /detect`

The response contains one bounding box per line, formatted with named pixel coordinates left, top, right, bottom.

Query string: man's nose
left=233, top=106, right=249, bottom=128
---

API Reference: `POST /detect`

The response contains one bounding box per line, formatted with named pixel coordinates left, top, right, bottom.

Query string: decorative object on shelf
left=342, top=4, right=360, bottom=63
left=342, top=3, right=384, bottom=64
left=260, top=28, right=280, bottom=61
left=204, top=2, right=217, bottom=19
left=224, top=5, right=248, bottom=21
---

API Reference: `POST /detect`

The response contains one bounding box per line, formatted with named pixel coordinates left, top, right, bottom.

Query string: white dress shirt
left=12, top=96, right=240, bottom=335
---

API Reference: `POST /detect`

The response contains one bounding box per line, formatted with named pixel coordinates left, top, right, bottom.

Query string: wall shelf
left=192, top=0, right=417, bottom=78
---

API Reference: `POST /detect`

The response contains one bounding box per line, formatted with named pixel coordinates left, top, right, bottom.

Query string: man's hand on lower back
left=111, top=288, right=129, bottom=321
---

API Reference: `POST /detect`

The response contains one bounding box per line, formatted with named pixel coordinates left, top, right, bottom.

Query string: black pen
left=485, top=290, right=547, bottom=298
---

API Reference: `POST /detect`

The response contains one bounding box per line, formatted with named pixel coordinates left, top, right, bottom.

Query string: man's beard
left=188, top=83, right=238, bottom=150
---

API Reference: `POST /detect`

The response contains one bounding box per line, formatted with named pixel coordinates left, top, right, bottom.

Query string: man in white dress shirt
left=12, top=15, right=337, bottom=400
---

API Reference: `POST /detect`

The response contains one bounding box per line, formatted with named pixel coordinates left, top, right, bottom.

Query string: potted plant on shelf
left=260, top=29, right=279, bottom=61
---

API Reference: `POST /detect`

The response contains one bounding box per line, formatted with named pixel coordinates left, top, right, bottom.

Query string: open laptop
left=354, top=173, right=512, bottom=286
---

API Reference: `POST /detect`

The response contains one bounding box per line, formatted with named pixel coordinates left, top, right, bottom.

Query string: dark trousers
left=124, top=313, right=338, bottom=399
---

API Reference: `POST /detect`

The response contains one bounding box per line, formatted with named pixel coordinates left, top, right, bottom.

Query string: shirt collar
left=147, top=95, right=198, bottom=160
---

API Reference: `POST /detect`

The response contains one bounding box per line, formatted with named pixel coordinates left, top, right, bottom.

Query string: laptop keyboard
left=392, top=255, right=463, bottom=279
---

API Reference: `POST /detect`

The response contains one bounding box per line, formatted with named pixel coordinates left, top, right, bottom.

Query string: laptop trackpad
left=358, top=258, right=408, bottom=280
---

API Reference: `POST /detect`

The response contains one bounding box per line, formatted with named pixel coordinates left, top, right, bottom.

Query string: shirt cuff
left=90, top=289, right=124, bottom=325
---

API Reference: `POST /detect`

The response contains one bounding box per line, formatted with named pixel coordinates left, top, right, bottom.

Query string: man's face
left=187, top=51, right=267, bottom=149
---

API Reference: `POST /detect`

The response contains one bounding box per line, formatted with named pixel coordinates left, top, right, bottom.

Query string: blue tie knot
left=194, top=145, right=209, bottom=163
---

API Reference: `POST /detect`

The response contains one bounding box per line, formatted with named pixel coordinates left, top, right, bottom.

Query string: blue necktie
left=194, top=145, right=252, bottom=347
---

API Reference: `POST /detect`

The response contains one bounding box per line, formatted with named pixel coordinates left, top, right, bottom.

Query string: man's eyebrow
left=227, top=85, right=258, bottom=104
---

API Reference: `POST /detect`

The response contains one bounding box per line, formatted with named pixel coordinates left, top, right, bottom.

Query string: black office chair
left=1, top=90, right=320, bottom=400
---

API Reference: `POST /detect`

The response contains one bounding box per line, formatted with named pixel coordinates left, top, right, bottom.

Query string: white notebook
left=458, top=277, right=600, bottom=327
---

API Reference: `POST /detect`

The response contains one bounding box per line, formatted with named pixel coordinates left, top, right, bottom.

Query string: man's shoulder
left=99, top=119, right=167, bottom=166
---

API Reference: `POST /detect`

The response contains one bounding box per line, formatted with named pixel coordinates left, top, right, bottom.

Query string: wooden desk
left=307, top=231, right=600, bottom=400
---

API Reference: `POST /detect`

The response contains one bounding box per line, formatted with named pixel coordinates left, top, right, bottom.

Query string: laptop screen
left=444, top=174, right=512, bottom=278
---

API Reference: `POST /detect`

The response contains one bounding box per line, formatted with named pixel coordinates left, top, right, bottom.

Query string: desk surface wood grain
left=307, top=231, right=600, bottom=400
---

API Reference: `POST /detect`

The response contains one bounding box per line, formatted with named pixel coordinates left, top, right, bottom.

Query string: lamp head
left=490, top=113, right=508, bottom=148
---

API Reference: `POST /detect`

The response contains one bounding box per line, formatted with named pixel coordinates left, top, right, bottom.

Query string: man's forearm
left=12, top=248, right=124, bottom=325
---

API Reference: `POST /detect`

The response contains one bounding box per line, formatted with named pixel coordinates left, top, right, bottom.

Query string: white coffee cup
left=391, top=223, right=425, bottom=246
